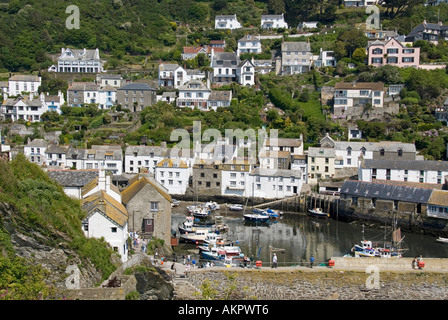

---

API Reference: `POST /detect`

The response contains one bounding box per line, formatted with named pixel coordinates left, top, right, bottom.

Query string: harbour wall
left=181, top=265, right=448, bottom=300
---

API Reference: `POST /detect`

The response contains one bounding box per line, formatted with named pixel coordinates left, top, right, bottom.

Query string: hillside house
left=406, top=20, right=448, bottom=43
left=333, top=81, right=384, bottom=116
left=47, top=169, right=99, bottom=199
left=237, top=34, right=262, bottom=57
left=281, top=42, right=312, bottom=75
left=236, top=59, right=255, bottom=86
left=261, top=14, right=288, bottom=29
left=176, top=80, right=211, bottom=110
left=207, top=90, right=232, bottom=111
left=24, top=138, right=48, bottom=165
left=436, top=97, right=448, bottom=125
left=56, top=48, right=104, bottom=73
left=8, top=75, right=41, bottom=97
left=116, top=83, right=156, bottom=112
left=215, top=14, right=241, bottom=30
left=368, top=38, right=420, bottom=68
left=211, top=51, right=239, bottom=84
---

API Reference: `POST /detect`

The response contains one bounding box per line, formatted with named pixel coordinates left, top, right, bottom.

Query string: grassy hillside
left=0, top=154, right=116, bottom=299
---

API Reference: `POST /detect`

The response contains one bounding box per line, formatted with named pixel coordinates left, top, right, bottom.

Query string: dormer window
left=347, top=147, right=352, bottom=156
left=361, top=147, right=366, bottom=156
left=380, top=148, right=385, bottom=156
left=398, top=148, right=403, bottom=157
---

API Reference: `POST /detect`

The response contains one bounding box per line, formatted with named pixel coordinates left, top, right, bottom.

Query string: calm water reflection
left=172, top=210, right=448, bottom=266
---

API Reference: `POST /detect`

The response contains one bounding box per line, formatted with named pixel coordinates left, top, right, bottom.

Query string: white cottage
left=56, top=48, right=104, bottom=73
left=82, top=190, right=128, bottom=263
left=237, top=59, right=256, bottom=86
left=248, top=168, right=304, bottom=199
left=215, top=14, right=241, bottom=30
left=261, top=14, right=288, bottom=29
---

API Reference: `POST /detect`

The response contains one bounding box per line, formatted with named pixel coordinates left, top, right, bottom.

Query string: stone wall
left=182, top=267, right=448, bottom=300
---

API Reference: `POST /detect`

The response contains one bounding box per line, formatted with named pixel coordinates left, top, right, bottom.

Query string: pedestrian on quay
left=272, top=253, right=278, bottom=268
left=310, top=255, right=315, bottom=268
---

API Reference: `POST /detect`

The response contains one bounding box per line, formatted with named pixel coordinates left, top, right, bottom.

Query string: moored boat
left=308, top=208, right=330, bottom=219
left=243, top=209, right=270, bottom=223
left=180, top=230, right=218, bottom=244
left=436, top=237, right=448, bottom=244
left=228, top=204, right=244, bottom=211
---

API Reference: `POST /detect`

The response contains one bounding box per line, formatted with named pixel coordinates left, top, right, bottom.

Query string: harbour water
left=171, top=204, right=448, bottom=266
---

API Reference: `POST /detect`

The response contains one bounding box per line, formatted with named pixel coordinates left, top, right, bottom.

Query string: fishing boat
left=171, top=199, right=180, bottom=207
left=178, top=217, right=213, bottom=235
left=308, top=208, right=330, bottom=219
left=436, top=237, right=448, bottom=244
left=351, top=223, right=408, bottom=258
left=191, top=206, right=211, bottom=218
left=229, top=204, right=244, bottom=211
left=180, top=230, right=218, bottom=245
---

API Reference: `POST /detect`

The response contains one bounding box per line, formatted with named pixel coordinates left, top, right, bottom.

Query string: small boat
left=436, top=237, right=448, bottom=244
left=228, top=204, right=244, bottom=211
left=178, top=217, right=212, bottom=235
left=352, top=240, right=403, bottom=258
left=171, top=199, right=180, bottom=207
left=243, top=209, right=270, bottom=223
left=266, top=208, right=282, bottom=220
left=308, top=208, right=330, bottom=219
left=205, top=201, right=220, bottom=210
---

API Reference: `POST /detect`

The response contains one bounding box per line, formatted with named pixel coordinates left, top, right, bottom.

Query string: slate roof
left=25, top=138, right=48, bottom=148
left=307, top=147, right=336, bottom=158
left=208, top=90, right=232, bottom=101
left=281, top=42, right=311, bottom=52
left=9, top=75, right=40, bottom=82
left=125, top=145, right=166, bottom=157
left=363, top=159, right=448, bottom=171
left=47, top=170, right=99, bottom=187
left=340, top=180, right=433, bottom=203
left=334, top=141, right=416, bottom=153
left=118, top=83, right=156, bottom=91
left=334, top=81, right=384, bottom=91
left=250, top=168, right=302, bottom=178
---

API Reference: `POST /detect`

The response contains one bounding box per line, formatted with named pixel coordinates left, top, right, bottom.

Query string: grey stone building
left=192, top=160, right=223, bottom=196
left=121, top=176, right=172, bottom=245
left=116, top=83, right=156, bottom=113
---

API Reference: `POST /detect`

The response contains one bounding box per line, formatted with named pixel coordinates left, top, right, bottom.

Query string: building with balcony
left=368, top=38, right=420, bottom=68
left=237, top=34, right=262, bottom=57
left=280, top=41, right=312, bottom=75
left=56, top=48, right=104, bottom=73
left=332, top=81, right=384, bottom=116
left=177, top=80, right=211, bottom=111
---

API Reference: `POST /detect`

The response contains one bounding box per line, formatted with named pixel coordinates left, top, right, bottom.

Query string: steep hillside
left=0, top=155, right=117, bottom=299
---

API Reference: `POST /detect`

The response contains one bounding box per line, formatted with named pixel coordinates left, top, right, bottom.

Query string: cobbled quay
left=173, top=267, right=448, bottom=300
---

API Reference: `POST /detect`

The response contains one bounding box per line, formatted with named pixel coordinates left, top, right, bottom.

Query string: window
left=398, top=148, right=403, bottom=157
left=380, top=148, right=385, bottom=156
left=347, top=147, right=352, bottom=156
left=150, top=202, right=159, bottom=211
left=387, top=48, right=399, bottom=54
left=387, top=57, right=398, bottom=64
left=111, top=227, right=117, bottom=233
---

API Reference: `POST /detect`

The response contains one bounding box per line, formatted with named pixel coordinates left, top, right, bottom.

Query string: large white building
left=24, top=138, right=48, bottom=165
left=55, top=48, right=104, bottom=73
left=248, top=168, right=304, bottom=199
left=221, top=160, right=252, bottom=197
left=359, top=159, right=448, bottom=185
